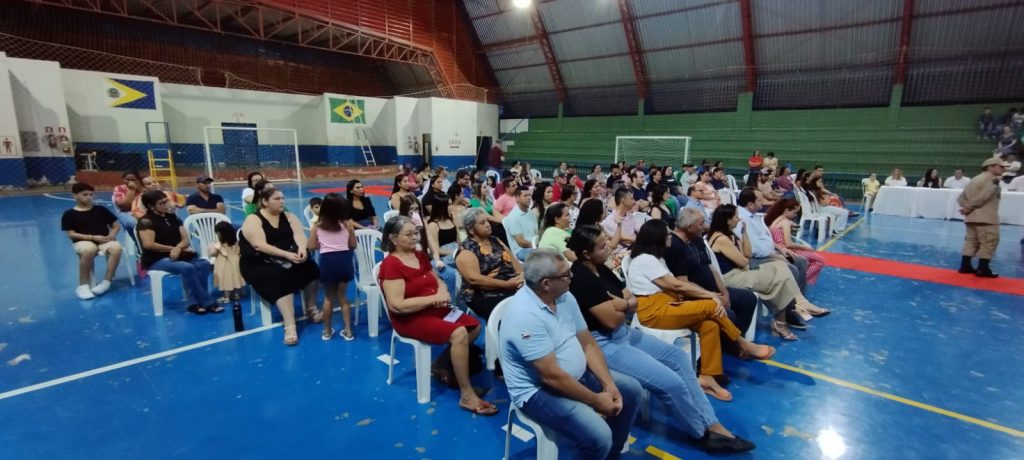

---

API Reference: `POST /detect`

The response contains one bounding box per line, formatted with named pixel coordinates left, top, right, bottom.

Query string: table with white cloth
left=872, top=186, right=1024, bottom=225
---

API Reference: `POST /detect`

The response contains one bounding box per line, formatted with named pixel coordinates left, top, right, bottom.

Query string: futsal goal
left=202, top=126, right=301, bottom=187
left=614, top=136, right=691, bottom=168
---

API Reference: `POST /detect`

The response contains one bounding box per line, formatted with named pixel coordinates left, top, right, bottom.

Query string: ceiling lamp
left=512, top=0, right=532, bottom=9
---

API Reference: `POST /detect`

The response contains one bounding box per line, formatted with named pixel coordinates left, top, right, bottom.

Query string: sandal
left=738, top=343, right=776, bottom=361
left=460, top=400, right=499, bottom=416
left=186, top=304, right=208, bottom=315
left=340, top=329, right=354, bottom=341
left=205, top=304, right=225, bottom=313
left=698, top=376, right=733, bottom=402
left=322, top=328, right=334, bottom=341
left=771, top=320, right=798, bottom=341
left=283, top=325, right=298, bottom=346
left=305, top=308, right=323, bottom=323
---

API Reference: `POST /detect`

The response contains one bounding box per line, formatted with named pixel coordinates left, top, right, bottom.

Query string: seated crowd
left=65, top=157, right=851, bottom=458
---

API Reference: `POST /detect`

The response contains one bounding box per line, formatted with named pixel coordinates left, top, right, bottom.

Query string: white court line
left=0, top=323, right=279, bottom=401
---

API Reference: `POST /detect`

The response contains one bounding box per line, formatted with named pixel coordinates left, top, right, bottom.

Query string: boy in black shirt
left=61, top=183, right=123, bottom=300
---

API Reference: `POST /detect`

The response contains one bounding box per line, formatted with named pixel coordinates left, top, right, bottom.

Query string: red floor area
left=820, top=252, right=1024, bottom=296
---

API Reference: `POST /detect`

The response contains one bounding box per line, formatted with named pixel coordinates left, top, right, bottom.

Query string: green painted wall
left=506, top=100, right=1017, bottom=177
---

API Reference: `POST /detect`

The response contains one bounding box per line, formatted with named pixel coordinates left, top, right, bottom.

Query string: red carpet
left=820, top=252, right=1024, bottom=296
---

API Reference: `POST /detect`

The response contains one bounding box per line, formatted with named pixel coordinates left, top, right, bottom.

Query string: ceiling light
left=512, top=0, right=532, bottom=9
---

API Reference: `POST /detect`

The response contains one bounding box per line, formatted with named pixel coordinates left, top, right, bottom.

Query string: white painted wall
left=322, top=93, right=392, bottom=147
left=0, top=53, right=23, bottom=159
left=500, top=118, right=529, bottom=134
left=393, top=97, right=419, bottom=157
left=162, top=84, right=325, bottom=144
left=61, top=68, right=165, bottom=144
left=477, top=103, right=499, bottom=142
left=429, top=98, right=477, bottom=157
left=7, top=57, right=70, bottom=157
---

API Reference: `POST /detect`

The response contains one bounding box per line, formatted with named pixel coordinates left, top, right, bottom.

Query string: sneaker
left=76, top=284, right=96, bottom=300
left=91, top=280, right=111, bottom=296
left=340, top=329, right=355, bottom=341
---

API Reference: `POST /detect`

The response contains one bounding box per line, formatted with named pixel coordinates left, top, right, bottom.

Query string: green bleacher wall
left=504, top=101, right=1019, bottom=200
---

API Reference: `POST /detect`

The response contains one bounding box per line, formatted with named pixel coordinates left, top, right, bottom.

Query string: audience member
left=185, top=175, right=225, bottom=215
left=885, top=168, right=908, bottom=187
left=239, top=187, right=320, bottom=344
left=538, top=203, right=575, bottom=261
left=455, top=170, right=473, bottom=199
left=208, top=221, right=245, bottom=305
left=454, top=208, right=523, bottom=319
left=447, top=183, right=470, bottom=241
left=736, top=188, right=813, bottom=295
left=308, top=193, right=357, bottom=341
left=747, top=150, right=763, bottom=178
left=499, top=249, right=642, bottom=459
left=708, top=205, right=826, bottom=341
left=629, top=170, right=649, bottom=203
left=692, top=170, right=721, bottom=212
left=763, top=152, right=779, bottom=171
left=425, top=194, right=460, bottom=297
left=566, top=226, right=756, bottom=453
left=390, top=173, right=414, bottom=211
left=242, top=171, right=264, bottom=214
left=420, top=175, right=445, bottom=212
left=996, top=126, right=1018, bottom=156
left=764, top=199, right=827, bottom=286
left=580, top=178, right=607, bottom=207
left=379, top=216, right=497, bottom=415
left=487, top=140, right=504, bottom=171
left=503, top=186, right=538, bottom=260
left=111, top=171, right=141, bottom=231
left=804, top=179, right=850, bottom=235
left=710, top=168, right=728, bottom=190
left=626, top=220, right=774, bottom=401
left=492, top=177, right=518, bottom=218
left=917, top=169, right=942, bottom=189
left=647, top=184, right=673, bottom=225
left=576, top=199, right=606, bottom=228
left=606, top=163, right=623, bottom=189
left=62, top=182, right=124, bottom=300
left=863, top=173, right=880, bottom=210
left=683, top=186, right=710, bottom=225
left=552, top=161, right=568, bottom=180
left=246, top=180, right=274, bottom=216
left=757, top=170, right=781, bottom=205
left=398, top=195, right=427, bottom=245
left=1003, top=154, right=1020, bottom=184
left=601, top=188, right=640, bottom=275
left=943, top=168, right=969, bottom=189
left=307, top=197, right=322, bottom=225
left=775, top=166, right=794, bottom=193
left=137, top=189, right=216, bottom=315
left=678, top=163, right=698, bottom=190
left=957, top=158, right=1007, bottom=278
left=977, top=107, right=997, bottom=139
left=587, top=163, right=607, bottom=185
left=346, top=180, right=378, bottom=229
left=132, top=176, right=182, bottom=219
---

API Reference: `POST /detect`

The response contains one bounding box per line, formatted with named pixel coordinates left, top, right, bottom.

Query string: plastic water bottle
left=232, top=303, right=244, bottom=332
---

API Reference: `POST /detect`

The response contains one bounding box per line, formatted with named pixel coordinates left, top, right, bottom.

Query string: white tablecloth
left=872, top=186, right=1024, bottom=225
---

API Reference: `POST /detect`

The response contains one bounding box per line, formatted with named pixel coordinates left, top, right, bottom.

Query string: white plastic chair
left=490, top=297, right=560, bottom=460
left=135, top=227, right=188, bottom=316
left=379, top=262, right=433, bottom=404
left=704, top=239, right=761, bottom=340
left=621, top=255, right=699, bottom=369
left=354, top=229, right=385, bottom=336
left=183, top=213, right=231, bottom=262
left=794, top=189, right=829, bottom=242
left=485, top=169, right=500, bottom=183
left=88, top=230, right=136, bottom=287
left=382, top=210, right=399, bottom=223
left=302, top=205, right=314, bottom=226
left=727, top=175, right=739, bottom=191
left=530, top=169, right=542, bottom=181
left=718, top=188, right=736, bottom=206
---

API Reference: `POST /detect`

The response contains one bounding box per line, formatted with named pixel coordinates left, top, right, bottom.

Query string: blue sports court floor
left=1, top=180, right=1022, bottom=459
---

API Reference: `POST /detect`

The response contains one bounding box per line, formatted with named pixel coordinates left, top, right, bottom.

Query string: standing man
left=487, top=140, right=504, bottom=172
left=62, top=183, right=124, bottom=300
left=499, top=250, right=642, bottom=460
left=185, top=175, right=226, bottom=215
left=957, top=158, right=1006, bottom=278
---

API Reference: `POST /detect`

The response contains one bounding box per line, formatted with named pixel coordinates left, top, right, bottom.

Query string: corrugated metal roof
left=647, top=78, right=741, bottom=113
left=915, top=0, right=1018, bottom=14
left=630, top=0, right=724, bottom=18
left=502, top=90, right=561, bottom=117
left=495, top=65, right=554, bottom=93
left=559, top=56, right=636, bottom=87
left=910, top=8, right=1024, bottom=60
left=472, top=10, right=534, bottom=45
left=539, top=0, right=620, bottom=32
left=753, top=0, right=901, bottom=35
left=754, top=65, right=894, bottom=109
left=487, top=44, right=547, bottom=70
left=549, top=23, right=628, bottom=61
left=636, top=3, right=740, bottom=50
left=756, top=23, right=900, bottom=69
left=645, top=42, right=746, bottom=81
left=464, top=0, right=503, bottom=19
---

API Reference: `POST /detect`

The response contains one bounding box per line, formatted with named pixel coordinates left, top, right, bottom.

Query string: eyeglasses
left=544, top=270, right=573, bottom=281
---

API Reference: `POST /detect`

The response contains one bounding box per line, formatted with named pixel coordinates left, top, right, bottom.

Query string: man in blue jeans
left=499, top=250, right=641, bottom=460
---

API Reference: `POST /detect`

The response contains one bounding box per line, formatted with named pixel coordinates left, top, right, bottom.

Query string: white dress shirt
left=737, top=206, right=775, bottom=258
left=943, top=176, right=970, bottom=189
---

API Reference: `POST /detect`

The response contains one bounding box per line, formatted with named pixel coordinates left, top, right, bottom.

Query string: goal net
left=614, top=136, right=691, bottom=169
left=203, top=126, right=300, bottom=185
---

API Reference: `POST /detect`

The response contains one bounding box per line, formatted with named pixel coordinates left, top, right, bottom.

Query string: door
left=421, top=133, right=432, bottom=167
left=476, top=136, right=493, bottom=170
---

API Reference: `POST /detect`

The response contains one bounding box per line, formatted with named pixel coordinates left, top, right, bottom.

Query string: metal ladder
left=356, top=128, right=376, bottom=166
left=145, top=122, right=178, bottom=191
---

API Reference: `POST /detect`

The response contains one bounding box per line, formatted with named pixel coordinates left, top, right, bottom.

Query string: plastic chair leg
left=485, top=325, right=498, bottom=371
left=386, top=332, right=398, bottom=385
left=151, top=272, right=165, bottom=316
left=260, top=298, right=273, bottom=326
left=413, top=342, right=432, bottom=404
left=367, top=288, right=381, bottom=338
left=640, top=388, right=650, bottom=423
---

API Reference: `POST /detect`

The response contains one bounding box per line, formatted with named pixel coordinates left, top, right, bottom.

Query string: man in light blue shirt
left=503, top=186, right=538, bottom=261
left=683, top=186, right=710, bottom=226
left=736, top=187, right=809, bottom=292
left=499, top=250, right=642, bottom=460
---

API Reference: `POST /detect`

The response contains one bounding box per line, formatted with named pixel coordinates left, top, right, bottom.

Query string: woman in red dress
left=378, top=216, right=498, bottom=416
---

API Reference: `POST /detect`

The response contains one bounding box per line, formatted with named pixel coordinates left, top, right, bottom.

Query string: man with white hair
left=499, top=250, right=642, bottom=460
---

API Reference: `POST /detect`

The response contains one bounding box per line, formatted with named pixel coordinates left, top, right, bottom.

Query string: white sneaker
left=76, top=284, right=96, bottom=300
left=91, top=280, right=111, bottom=296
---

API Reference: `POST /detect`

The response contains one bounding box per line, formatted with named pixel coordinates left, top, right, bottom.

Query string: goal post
left=614, top=136, right=691, bottom=168
left=202, top=126, right=301, bottom=186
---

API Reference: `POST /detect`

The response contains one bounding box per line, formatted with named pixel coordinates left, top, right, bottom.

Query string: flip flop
left=461, top=400, right=499, bottom=416
left=702, top=385, right=733, bottom=402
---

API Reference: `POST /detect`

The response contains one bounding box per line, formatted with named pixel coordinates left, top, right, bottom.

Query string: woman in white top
left=884, top=168, right=908, bottom=187
left=626, top=219, right=775, bottom=401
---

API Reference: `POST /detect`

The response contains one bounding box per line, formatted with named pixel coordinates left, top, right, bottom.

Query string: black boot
left=975, top=259, right=999, bottom=278
left=958, top=256, right=975, bottom=274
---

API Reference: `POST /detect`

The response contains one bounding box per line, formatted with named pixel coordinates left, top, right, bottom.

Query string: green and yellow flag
left=330, top=98, right=366, bottom=123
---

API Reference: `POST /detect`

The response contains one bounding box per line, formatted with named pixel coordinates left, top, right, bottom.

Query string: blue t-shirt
left=504, top=207, right=538, bottom=249
left=185, top=192, right=224, bottom=210
left=499, top=287, right=588, bottom=408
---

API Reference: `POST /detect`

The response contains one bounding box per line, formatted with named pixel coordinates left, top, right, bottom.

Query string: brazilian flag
left=330, top=98, right=366, bottom=124
left=106, top=78, right=156, bottom=110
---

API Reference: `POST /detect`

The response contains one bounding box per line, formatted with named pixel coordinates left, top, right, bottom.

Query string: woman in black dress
left=346, top=179, right=379, bottom=229
left=240, top=187, right=320, bottom=345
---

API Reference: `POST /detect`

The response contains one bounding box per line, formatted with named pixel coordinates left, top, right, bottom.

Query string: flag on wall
left=106, top=78, right=156, bottom=110
left=330, top=98, right=366, bottom=124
